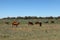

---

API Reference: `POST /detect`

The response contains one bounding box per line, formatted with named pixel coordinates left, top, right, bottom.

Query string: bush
left=44, top=21, right=49, bottom=23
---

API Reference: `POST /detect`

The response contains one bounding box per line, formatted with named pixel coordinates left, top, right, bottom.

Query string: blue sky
left=0, top=0, right=60, bottom=18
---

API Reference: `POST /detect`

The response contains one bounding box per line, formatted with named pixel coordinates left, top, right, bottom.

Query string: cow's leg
left=12, top=25, right=13, bottom=28
left=16, top=25, right=17, bottom=27
left=40, top=23, right=42, bottom=27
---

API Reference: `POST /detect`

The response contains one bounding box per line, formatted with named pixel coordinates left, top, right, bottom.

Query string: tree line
left=2, top=16, right=60, bottom=19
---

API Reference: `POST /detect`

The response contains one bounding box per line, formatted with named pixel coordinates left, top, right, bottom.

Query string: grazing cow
left=35, top=22, right=42, bottom=27
left=35, top=22, right=40, bottom=24
left=28, top=22, right=33, bottom=25
left=51, top=21, right=54, bottom=23
left=5, top=22, right=9, bottom=25
left=12, top=21, right=20, bottom=27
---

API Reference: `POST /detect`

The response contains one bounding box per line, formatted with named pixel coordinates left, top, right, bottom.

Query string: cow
left=39, top=22, right=42, bottom=26
left=35, top=22, right=42, bottom=27
left=35, top=22, right=40, bottom=24
left=28, top=22, right=34, bottom=25
left=51, top=21, right=54, bottom=23
left=5, top=21, right=9, bottom=25
left=12, top=21, right=20, bottom=27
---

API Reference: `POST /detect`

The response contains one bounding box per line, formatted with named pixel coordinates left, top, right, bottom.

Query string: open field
left=0, top=19, right=60, bottom=40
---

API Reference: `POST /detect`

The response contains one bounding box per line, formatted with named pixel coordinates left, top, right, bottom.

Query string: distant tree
left=27, top=16, right=32, bottom=19
left=54, top=17, right=58, bottom=20
left=24, top=16, right=37, bottom=19
left=24, top=16, right=28, bottom=19
left=38, top=17, right=43, bottom=19
left=17, top=16, right=24, bottom=19
left=7, top=17, right=11, bottom=19
left=57, top=16, right=60, bottom=19
left=10, top=17, right=16, bottom=19
left=49, top=16, right=53, bottom=19
left=3, top=18, right=7, bottom=19
left=45, top=17, right=49, bottom=19
left=31, top=16, right=38, bottom=19
left=46, top=16, right=53, bottom=19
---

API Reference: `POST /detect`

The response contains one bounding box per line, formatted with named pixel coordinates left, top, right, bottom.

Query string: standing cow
left=39, top=22, right=42, bottom=27
left=12, top=21, right=20, bottom=27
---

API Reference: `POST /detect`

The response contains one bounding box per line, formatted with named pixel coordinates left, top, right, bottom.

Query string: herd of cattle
left=4, top=20, right=55, bottom=27
left=4, top=21, right=42, bottom=27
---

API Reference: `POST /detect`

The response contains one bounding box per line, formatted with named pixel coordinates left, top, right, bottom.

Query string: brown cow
left=12, top=21, right=20, bottom=27
left=28, top=22, right=34, bottom=25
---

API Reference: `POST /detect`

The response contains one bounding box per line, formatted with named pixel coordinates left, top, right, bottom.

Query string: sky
left=0, top=0, right=60, bottom=18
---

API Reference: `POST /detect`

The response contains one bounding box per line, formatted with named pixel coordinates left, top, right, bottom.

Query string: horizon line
left=0, top=16, right=60, bottom=19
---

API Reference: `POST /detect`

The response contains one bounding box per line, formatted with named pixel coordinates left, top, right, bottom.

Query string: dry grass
left=0, top=23, right=60, bottom=40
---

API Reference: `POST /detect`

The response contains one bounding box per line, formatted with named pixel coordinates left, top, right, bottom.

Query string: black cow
left=39, top=22, right=42, bottom=26
left=51, top=21, right=54, bottom=23
left=28, top=22, right=33, bottom=25
left=35, top=22, right=40, bottom=24
left=35, top=22, right=42, bottom=26
left=5, top=22, right=9, bottom=25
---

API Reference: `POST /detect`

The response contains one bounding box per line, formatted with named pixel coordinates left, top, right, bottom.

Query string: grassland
left=0, top=19, right=60, bottom=40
